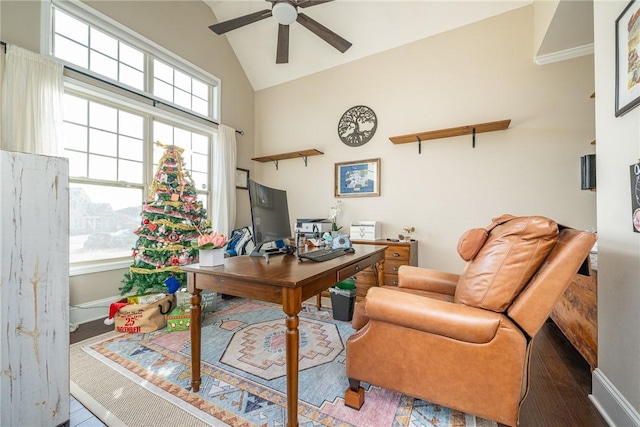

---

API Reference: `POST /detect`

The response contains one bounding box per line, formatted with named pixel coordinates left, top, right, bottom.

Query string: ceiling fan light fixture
left=272, top=2, right=297, bottom=25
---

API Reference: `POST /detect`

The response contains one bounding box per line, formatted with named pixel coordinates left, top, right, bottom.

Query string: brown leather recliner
left=344, top=215, right=597, bottom=426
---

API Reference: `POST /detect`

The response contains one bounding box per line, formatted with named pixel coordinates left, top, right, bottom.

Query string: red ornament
left=143, top=218, right=150, bottom=224
left=171, top=256, right=179, bottom=265
left=132, top=250, right=138, bottom=258
left=167, top=167, right=173, bottom=172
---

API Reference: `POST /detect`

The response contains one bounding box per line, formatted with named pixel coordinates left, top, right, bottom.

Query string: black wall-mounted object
left=581, top=154, right=596, bottom=190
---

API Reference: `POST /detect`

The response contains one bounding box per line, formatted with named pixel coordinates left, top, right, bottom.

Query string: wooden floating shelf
left=252, top=149, right=324, bottom=170
left=389, top=119, right=511, bottom=145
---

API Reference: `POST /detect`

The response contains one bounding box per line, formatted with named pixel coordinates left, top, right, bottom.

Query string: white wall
left=592, top=2, right=640, bottom=425
left=533, top=0, right=560, bottom=55
left=254, top=5, right=596, bottom=273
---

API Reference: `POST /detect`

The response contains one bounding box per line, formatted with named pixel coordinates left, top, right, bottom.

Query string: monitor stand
left=249, top=243, right=296, bottom=263
left=250, top=244, right=282, bottom=263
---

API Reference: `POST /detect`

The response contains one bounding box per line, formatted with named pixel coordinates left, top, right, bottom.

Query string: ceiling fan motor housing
left=272, top=1, right=297, bottom=25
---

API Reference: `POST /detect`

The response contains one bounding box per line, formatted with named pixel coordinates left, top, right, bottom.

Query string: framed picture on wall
left=631, top=163, right=640, bottom=232
left=235, top=168, right=249, bottom=189
left=615, top=0, right=640, bottom=116
left=334, top=158, right=380, bottom=197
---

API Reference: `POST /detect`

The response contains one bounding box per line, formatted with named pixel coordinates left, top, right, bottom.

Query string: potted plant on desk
left=193, top=232, right=227, bottom=266
left=329, top=200, right=343, bottom=237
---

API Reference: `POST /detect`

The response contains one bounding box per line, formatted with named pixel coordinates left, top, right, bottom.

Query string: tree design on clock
left=338, top=105, right=377, bottom=147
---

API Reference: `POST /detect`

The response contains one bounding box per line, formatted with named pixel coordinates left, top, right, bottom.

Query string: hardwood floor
left=509, top=320, right=608, bottom=427
left=70, top=318, right=113, bottom=345
left=70, top=318, right=608, bottom=426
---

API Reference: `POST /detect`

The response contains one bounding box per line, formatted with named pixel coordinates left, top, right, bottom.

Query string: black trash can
left=329, top=278, right=357, bottom=321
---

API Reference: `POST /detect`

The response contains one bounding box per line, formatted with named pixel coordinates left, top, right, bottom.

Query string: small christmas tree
left=120, top=143, right=210, bottom=296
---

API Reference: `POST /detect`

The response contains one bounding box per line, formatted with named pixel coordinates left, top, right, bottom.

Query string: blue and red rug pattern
left=85, top=298, right=496, bottom=427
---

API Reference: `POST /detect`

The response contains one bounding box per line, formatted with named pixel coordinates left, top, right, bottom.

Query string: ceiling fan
left=209, top=0, right=352, bottom=64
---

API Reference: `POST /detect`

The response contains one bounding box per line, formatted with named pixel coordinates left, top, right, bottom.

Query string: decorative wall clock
left=337, top=105, right=377, bottom=147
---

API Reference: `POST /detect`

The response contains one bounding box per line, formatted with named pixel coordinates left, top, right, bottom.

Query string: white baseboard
left=591, top=368, right=640, bottom=427
left=70, top=295, right=124, bottom=325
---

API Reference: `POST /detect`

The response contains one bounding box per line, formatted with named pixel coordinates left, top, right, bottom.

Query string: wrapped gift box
left=166, top=306, right=194, bottom=332
left=175, top=288, right=218, bottom=313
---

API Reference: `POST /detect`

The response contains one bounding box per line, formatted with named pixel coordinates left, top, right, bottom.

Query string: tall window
left=48, top=1, right=220, bottom=270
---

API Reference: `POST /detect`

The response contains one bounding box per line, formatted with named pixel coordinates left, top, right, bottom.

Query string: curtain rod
left=0, top=41, right=244, bottom=136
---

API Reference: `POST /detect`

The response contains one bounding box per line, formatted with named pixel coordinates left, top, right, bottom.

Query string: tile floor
left=70, top=317, right=113, bottom=427
left=70, top=395, right=106, bottom=427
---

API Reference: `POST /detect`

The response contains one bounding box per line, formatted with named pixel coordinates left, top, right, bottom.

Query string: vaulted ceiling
left=204, top=1, right=593, bottom=91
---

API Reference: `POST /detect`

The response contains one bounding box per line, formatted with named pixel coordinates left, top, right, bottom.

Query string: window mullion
left=70, top=176, right=144, bottom=190
left=146, top=52, right=153, bottom=96
left=144, top=114, right=154, bottom=201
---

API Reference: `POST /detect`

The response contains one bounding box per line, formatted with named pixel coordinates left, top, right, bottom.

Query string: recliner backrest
left=507, top=227, right=596, bottom=337
left=454, top=215, right=559, bottom=312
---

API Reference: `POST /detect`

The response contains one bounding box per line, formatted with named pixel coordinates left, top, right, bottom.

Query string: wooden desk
left=184, top=244, right=387, bottom=427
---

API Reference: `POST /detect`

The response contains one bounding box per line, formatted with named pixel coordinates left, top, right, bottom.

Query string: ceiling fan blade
left=276, top=24, right=290, bottom=64
left=296, top=0, right=334, bottom=8
left=296, top=13, right=352, bottom=53
left=209, top=9, right=272, bottom=35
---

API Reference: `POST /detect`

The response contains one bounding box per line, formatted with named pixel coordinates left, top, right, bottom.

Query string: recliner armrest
left=398, top=265, right=459, bottom=296
left=365, top=287, right=503, bottom=344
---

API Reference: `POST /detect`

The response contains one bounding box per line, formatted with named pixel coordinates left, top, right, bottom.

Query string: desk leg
left=189, top=286, right=202, bottom=392
left=283, top=288, right=302, bottom=427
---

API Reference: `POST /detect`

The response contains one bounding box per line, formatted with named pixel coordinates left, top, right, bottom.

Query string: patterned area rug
left=83, top=298, right=497, bottom=427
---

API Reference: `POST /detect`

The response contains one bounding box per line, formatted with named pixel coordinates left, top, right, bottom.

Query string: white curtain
left=1, top=45, right=64, bottom=156
left=211, top=124, right=237, bottom=237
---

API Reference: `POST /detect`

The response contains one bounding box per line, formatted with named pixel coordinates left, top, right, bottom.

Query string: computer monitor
left=248, top=179, right=293, bottom=256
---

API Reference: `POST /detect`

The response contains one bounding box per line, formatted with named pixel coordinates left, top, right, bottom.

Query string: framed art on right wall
left=616, top=0, right=640, bottom=116
left=630, top=162, right=640, bottom=232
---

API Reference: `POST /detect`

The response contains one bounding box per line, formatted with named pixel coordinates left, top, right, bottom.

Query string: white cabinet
left=0, top=151, right=69, bottom=426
